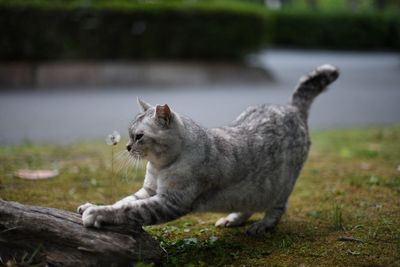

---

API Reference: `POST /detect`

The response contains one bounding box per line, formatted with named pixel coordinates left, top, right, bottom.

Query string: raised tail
left=291, top=64, right=339, bottom=119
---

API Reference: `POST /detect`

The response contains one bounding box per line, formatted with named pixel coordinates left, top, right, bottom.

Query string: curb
left=0, top=61, right=273, bottom=89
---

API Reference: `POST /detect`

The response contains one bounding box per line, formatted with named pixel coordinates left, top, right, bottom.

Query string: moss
left=1, top=126, right=399, bottom=266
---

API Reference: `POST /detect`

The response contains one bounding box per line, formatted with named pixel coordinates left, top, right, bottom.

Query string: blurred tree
left=265, top=0, right=293, bottom=9
left=373, top=0, right=400, bottom=10
left=305, top=0, right=318, bottom=9
left=265, top=0, right=282, bottom=9
left=245, top=0, right=265, bottom=4
left=374, top=0, right=388, bottom=10
left=346, top=0, right=359, bottom=11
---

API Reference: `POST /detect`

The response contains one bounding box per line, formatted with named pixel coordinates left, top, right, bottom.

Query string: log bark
left=0, top=199, right=164, bottom=266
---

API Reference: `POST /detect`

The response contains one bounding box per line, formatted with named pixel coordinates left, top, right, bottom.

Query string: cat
left=78, top=64, right=339, bottom=235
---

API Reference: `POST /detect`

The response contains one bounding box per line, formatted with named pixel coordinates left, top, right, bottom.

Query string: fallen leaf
left=15, top=169, right=59, bottom=180
left=360, top=162, right=370, bottom=170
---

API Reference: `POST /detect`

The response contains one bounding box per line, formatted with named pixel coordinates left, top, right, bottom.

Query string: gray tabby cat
left=78, top=64, right=339, bottom=235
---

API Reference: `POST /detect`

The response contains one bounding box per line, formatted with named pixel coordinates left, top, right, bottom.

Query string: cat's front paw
left=82, top=206, right=114, bottom=228
left=77, top=202, right=96, bottom=215
left=215, top=212, right=251, bottom=228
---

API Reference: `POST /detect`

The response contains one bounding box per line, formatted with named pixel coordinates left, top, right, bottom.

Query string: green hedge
left=271, top=11, right=400, bottom=51
left=0, top=0, right=272, bottom=61
left=1, top=1, right=399, bottom=61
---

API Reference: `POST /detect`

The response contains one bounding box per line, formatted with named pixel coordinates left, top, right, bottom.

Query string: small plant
left=106, top=130, right=120, bottom=201
left=1, top=245, right=45, bottom=267
left=279, top=236, right=293, bottom=249
left=134, top=262, right=155, bottom=267
left=332, top=204, right=344, bottom=230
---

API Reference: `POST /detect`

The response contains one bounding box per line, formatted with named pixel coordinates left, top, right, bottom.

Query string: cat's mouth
left=129, top=150, right=146, bottom=159
left=129, top=150, right=141, bottom=157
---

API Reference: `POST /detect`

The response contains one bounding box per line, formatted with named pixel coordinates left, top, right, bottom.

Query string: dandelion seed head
left=106, top=130, right=121, bottom=146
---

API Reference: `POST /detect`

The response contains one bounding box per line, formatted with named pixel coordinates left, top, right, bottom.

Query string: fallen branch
left=0, top=199, right=164, bottom=266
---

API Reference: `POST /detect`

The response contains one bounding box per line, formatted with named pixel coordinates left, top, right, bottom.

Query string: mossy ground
left=1, top=127, right=399, bottom=266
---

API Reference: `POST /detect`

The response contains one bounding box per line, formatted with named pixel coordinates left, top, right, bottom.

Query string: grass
left=1, top=126, right=399, bottom=266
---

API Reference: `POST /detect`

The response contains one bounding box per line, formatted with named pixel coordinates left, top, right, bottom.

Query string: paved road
left=0, top=49, right=399, bottom=145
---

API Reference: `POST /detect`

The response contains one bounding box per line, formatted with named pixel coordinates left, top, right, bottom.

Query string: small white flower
left=106, top=131, right=121, bottom=146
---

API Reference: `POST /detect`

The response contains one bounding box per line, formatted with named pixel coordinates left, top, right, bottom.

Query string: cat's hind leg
left=215, top=212, right=252, bottom=228
left=246, top=202, right=287, bottom=236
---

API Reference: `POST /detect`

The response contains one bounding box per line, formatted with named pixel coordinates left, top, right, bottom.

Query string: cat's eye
left=134, top=133, right=144, bottom=142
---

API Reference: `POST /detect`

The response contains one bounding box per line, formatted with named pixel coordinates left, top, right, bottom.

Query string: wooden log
left=0, top=199, right=164, bottom=266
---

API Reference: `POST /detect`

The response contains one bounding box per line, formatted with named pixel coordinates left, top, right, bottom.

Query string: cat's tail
left=290, top=64, right=339, bottom=119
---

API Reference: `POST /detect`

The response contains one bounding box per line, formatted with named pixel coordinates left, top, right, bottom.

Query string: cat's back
left=229, top=103, right=307, bottom=141
left=233, top=104, right=299, bottom=128
left=207, top=103, right=309, bottom=173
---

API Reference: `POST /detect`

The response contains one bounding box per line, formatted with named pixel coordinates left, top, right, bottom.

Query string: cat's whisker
left=134, top=156, right=141, bottom=170
left=127, top=153, right=140, bottom=172
left=114, top=151, right=129, bottom=170
left=129, top=155, right=140, bottom=181
left=123, top=154, right=135, bottom=168
left=117, top=160, right=136, bottom=182
left=115, top=159, right=129, bottom=172
left=116, top=156, right=130, bottom=173
left=115, top=150, right=129, bottom=161
left=115, top=155, right=127, bottom=163
left=116, top=152, right=141, bottom=181
left=131, top=156, right=138, bottom=166
left=123, top=159, right=132, bottom=181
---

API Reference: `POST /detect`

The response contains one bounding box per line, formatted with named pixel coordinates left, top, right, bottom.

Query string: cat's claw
left=77, top=202, right=96, bottom=215
left=81, top=206, right=112, bottom=228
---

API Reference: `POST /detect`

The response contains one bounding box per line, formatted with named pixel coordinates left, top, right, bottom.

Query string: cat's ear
left=155, top=104, right=172, bottom=126
left=137, top=97, right=152, bottom=112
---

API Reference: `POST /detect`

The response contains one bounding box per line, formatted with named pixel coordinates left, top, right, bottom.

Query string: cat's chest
left=148, top=166, right=182, bottom=193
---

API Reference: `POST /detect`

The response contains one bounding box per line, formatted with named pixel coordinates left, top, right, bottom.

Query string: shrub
left=1, top=1, right=399, bottom=62
left=0, top=0, right=272, bottom=61
left=271, top=11, right=400, bottom=51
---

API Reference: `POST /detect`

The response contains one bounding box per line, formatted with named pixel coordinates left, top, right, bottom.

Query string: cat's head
left=126, top=98, right=184, bottom=167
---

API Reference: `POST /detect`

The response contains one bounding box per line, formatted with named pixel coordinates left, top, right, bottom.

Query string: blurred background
left=1, top=2, right=399, bottom=266
left=0, top=0, right=399, bottom=144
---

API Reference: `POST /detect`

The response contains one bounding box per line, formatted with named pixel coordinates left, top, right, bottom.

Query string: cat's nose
left=126, top=144, right=132, bottom=152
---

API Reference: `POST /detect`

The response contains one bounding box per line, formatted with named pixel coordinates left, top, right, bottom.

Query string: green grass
left=1, top=126, right=400, bottom=266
